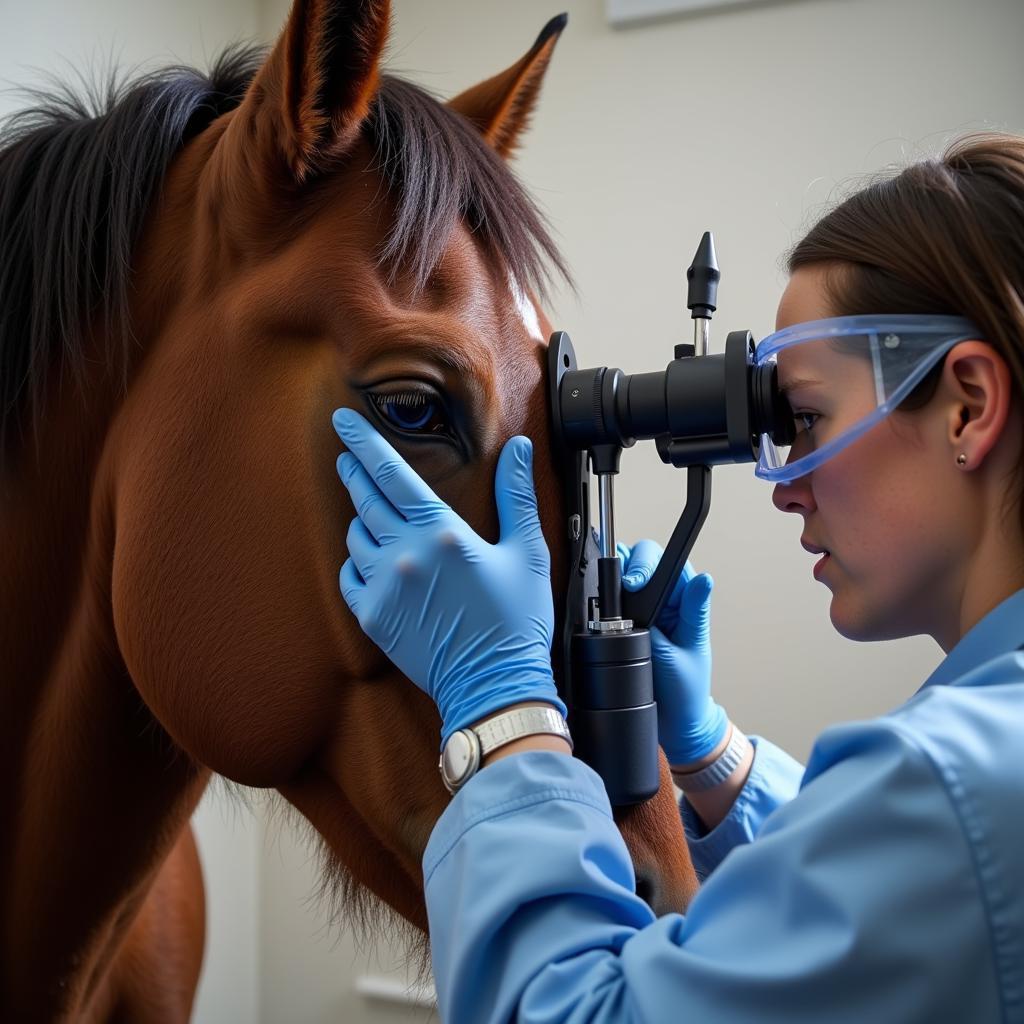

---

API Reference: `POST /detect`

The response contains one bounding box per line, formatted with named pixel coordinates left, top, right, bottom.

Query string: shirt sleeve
left=678, top=735, right=805, bottom=881
left=422, top=723, right=999, bottom=1024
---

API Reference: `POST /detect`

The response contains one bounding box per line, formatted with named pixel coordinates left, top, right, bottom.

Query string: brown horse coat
left=0, top=2, right=698, bottom=1018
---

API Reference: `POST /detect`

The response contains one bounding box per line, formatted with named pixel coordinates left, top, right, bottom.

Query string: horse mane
left=0, top=45, right=262, bottom=460
left=0, top=46, right=569, bottom=464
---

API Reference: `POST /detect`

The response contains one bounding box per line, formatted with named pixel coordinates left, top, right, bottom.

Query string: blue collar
left=918, top=587, right=1024, bottom=692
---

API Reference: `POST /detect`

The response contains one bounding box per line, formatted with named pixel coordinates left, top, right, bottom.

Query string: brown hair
left=788, top=132, right=1024, bottom=536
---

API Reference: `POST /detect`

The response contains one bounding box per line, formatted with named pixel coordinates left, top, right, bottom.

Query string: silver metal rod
left=694, top=317, right=710, bottom=358
left=597, top=473, right=616, bottom=559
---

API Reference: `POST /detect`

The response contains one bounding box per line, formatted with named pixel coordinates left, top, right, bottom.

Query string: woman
left=332, top=132, right=1024, bottom=1021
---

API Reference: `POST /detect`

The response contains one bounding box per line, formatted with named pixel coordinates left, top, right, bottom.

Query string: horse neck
left=0, top=293, right=208, bottom=1019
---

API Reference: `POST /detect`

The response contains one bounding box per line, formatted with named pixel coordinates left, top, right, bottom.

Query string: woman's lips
left=813, top=553, right=830, bottom=580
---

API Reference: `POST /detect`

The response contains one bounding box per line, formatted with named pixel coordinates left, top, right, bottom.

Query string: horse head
left=0, top=0, right=696, bottom=1012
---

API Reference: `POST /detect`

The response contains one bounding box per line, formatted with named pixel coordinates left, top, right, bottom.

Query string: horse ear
left=247, top=0, right=390, bottom=181
left=447, top=13, right=567, bottom=160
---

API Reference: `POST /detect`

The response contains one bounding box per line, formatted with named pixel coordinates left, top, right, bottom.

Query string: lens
left=754, top=322, right=967, bottom=482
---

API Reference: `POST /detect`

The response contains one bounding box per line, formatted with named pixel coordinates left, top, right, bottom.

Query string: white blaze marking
left=510, top=275, right=543, bottom=341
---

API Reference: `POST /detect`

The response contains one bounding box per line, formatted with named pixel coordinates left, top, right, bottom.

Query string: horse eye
left=367, top=389, right=452, bottom=438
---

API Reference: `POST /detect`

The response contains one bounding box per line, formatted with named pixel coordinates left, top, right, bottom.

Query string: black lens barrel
left=560, top=358, right=729, bottom=451
left=558, top=331, right=785, bottom=466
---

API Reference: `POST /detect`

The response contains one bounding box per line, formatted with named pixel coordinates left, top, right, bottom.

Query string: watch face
left=441, top=730, right=479, bottom=792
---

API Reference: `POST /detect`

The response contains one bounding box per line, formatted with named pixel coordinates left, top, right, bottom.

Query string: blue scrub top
left=423, top=588, right=1024, bottom=1023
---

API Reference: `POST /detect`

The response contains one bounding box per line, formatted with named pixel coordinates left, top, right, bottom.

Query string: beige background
left=4, top=0, right=1023, bottom=1019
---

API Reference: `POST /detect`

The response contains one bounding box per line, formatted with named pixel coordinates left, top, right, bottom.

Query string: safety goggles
left=755, top=314, right=980, bottom=483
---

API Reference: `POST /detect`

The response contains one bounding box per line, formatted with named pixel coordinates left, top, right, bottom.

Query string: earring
left=957, top=453, right=968, bottom=466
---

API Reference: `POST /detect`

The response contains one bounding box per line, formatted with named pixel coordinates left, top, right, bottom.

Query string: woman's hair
left=788, top=131, right=1024, bottom=538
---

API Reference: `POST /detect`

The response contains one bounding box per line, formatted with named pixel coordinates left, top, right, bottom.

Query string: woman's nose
left=772, top=476, right=816, bottom=514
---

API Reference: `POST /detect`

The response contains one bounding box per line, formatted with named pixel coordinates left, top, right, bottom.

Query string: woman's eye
left=368, top=389, right=452, bottom=438
left=793, top=411, right=819, bottom=433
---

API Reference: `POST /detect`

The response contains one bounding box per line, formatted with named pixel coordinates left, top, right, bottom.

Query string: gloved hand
left=332, top=408, right=565, bottom=744
left=618, top=540, right=727, bottom=767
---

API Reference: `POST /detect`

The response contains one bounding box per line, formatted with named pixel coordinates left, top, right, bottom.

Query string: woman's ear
left=943, top=341, right=1017, bottom=468
left=447, top=14, right=567, bottom=160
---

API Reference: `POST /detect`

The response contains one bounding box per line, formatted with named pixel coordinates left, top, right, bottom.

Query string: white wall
left=0, top=0, right=257, bottom=117
left=6, top=0, right=1023, bottom=1020
left=190, top=786, right=260, bottom=1023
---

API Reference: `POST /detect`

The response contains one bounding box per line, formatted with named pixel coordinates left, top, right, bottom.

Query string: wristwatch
left=439, top=705, right=572, bottom=794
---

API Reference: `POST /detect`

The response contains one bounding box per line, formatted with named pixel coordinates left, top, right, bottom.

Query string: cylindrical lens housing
left=557, top=333, right=789, bottom=467
left=570, top=628, right=659, bottom=805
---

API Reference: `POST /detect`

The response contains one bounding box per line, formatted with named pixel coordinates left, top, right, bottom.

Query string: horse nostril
left=635, top=873, right=656, bottom=908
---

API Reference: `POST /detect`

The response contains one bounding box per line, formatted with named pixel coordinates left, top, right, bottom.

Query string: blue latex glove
left=618, top=540, right=727, bottom=767
left=332, top=408, right=565, bottom=744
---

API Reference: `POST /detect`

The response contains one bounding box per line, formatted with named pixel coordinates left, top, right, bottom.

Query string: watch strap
left=473, top=705, right=573, bottom=757
left=672, top=724, right=749, bottom=793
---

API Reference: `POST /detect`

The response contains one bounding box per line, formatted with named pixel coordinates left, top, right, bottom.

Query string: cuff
left=679, top=735, right=805, bottom=880
left=424, top=750, right=611, bottom=880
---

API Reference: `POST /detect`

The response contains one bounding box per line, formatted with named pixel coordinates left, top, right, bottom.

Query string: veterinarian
left=332, top=132, right=1024, bottom=1021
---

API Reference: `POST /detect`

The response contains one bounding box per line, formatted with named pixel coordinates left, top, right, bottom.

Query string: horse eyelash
left=369, top=390, right=430, bottom=408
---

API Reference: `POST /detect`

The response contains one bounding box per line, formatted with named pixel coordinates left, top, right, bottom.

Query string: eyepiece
left=751, top=362, right=795, bottom=446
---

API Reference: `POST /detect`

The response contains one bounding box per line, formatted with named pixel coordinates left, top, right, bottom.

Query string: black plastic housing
left=570, top=628, right=659, bottom=806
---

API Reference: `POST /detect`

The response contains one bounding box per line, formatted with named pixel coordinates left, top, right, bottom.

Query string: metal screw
left=571, top=388, right=581, bottom=399
left=883, top=333, right=901, bottom=349
left=569, top=514, right=581, bottom=541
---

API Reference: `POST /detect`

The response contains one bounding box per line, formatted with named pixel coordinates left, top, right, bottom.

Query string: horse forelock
left=0, top=48, right=570, bottom=477
left=366, top=76, right=570, bottom=303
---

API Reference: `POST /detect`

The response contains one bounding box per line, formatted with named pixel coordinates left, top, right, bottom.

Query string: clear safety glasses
left=755, top=314, right=980, bottom=483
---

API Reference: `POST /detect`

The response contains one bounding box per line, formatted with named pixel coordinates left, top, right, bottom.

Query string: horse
left=0, top=1, right=699, bottom=1018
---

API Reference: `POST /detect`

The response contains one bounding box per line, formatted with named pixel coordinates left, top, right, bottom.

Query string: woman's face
left=770, top=266, right=979, bottom=645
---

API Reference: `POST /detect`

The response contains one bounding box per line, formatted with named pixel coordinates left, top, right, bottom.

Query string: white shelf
left=354, top=974, right=437, bottom=1009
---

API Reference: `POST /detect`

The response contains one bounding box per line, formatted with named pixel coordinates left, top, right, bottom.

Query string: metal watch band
left=439, top=706, right=572, bottom=795
left=672, top=725, right=749, bottom=793
left=474, top=705, right=573, bottom=757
